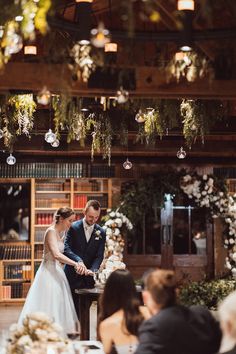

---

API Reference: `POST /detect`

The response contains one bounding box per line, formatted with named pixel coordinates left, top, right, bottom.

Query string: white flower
left=114, top=228, right=120, bottom=236
left=202, top=191, right=207, bottom=196
left=109, top=211, right=116, bottom=217
left=229, top=238, right=235, bottom=244
left=17, top=335, right=33, bottom=347
left=203, top=174, right=208, bottom=180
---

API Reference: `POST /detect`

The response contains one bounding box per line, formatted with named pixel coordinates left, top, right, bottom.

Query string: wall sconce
left=75, top=1, right=92, bottom=45
left=24, top=45, right=37, bottom=55
left=177, top=0, right=195, bottom=11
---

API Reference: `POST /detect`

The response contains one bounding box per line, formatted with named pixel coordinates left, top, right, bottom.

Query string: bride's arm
left=45, top=230, right=78, bottom=267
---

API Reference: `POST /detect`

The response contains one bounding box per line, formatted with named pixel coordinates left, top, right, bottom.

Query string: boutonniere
left=94, top=230, right=102, bottom=240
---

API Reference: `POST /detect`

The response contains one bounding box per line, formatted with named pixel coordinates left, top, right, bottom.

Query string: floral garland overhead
left=180, top=173, right=236, bottom=276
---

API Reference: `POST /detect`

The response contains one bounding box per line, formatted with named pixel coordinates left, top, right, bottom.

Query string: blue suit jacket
left=64, top=219, right=106, bottom=290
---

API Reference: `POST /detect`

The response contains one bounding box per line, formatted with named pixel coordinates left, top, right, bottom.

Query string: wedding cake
left=94, top=255, right=126, bottom=286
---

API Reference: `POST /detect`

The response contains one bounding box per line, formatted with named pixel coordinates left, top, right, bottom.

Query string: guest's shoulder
left=99, top=312, right=122, bottom=331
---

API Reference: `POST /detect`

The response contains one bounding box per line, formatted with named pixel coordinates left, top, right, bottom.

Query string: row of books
left=35, top=198, right=69, bottom=208
left=0, top=245, right=31, bottom=260
left=34, top=247, right=43, bottom=259
left=36, top=181, right=71, bottom=191
left=0, top=163, right=115, bottom=178
left=74, top=179, right=105, bottom=191
left=36, top=213, right=54, bottom=225
left=74, top=195, right=88, bottom=209
left=4, top=264, right=31, bottom=280
left=227, top=180, right=236, bottom=193
left=0, top=163, right=84, bottom=178
left=0, top=282, right=30, bottom=299
left=213, top=167, right=236, bottom=178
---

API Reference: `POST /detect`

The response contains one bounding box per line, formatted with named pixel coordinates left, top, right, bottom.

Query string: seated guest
left=218, top=290, right=236, bottom=354
left=98, top=269, right=150, bottom=354
left=135, top=269, right=222, bottom=354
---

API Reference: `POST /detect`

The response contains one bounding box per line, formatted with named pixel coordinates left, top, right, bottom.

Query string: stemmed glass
left=93, top=269, right=99, bottom=287
left=67, top=321, right=80, bottom=341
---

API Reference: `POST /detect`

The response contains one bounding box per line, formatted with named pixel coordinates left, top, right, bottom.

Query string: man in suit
left=217, top=290, right=236, bottom=354
left=135, top=269, right=222, bottom=354
left=64, top=200, right=106, bottom=316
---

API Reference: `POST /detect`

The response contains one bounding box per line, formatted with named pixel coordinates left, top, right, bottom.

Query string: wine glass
left=67, top=321, right=80, bottom=341
left=93, top=269, right=99, bottom=287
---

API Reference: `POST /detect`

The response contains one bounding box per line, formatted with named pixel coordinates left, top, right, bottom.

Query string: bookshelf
left=0, top=177, right=112, bottom=303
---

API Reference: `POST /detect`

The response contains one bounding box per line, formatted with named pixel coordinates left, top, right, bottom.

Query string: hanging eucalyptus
left=8, top=94, right=36, bottom=137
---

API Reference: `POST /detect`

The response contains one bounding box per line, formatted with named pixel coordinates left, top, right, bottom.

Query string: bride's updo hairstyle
left=54, top=207, right=75, bottom=224
left=144, top=269, right=177, bottom=308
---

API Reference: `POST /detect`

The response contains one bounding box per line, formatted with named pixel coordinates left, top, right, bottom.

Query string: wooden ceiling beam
left=2, top=62, right=236, bottom=99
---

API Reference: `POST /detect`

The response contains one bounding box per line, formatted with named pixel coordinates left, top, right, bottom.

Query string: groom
left=64, top=200, right=106, bottom=316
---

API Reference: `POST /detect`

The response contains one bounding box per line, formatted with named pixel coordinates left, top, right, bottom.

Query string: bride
left=18, top=207, right=79, bottom=335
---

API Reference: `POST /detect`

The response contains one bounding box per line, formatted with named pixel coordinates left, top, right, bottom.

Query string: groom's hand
left=75, top=261, right=87, bottom=275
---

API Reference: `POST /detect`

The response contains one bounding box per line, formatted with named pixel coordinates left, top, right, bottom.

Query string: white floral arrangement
left=102, top=209, right=133, bottom=261
left=7, top=312, right=69, bottom=354
left=180, top=173, right=236, bottom=275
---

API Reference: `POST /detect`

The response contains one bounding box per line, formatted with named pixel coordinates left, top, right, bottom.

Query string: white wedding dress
left=18, top=228, right=78, bottom=334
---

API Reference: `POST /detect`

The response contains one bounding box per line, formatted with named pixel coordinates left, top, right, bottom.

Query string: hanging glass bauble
left=176, top=147, right=187, bottom=159
left=51, top=139, right=60, bottom=148
left=6, top=153, right=16, bottom=165
left=37, top=87, right=51, bottom=105
left=116, top=87, right=129, bottom=104
left=0, top=129, right=3, bottom=139
left=45, top=129, right=56, bottom=144
left=123, top=158, right=133, bottom=170
left=135, top=110, right=146, bottom=123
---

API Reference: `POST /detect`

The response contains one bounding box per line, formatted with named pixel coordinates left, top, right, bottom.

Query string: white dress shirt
left=83, top=218, right=94, bottom=242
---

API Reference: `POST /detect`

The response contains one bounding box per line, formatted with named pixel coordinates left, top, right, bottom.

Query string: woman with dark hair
left=18, top=207, right=80, bottom=335
left=98, top=269, right=150, bottom=354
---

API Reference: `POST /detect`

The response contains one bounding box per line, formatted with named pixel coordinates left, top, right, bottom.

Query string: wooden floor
left=0, top=305, right=23, bottom=331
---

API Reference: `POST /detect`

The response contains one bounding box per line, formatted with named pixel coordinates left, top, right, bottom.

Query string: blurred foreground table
left=75, top=288, right=103, bottom=340
left=73, top=340, right=104, bottom=354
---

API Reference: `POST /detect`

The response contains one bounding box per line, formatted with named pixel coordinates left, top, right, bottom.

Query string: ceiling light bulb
left=24, top=45, right=37, bottom=55
left=104, top=42, right=118, bottom=52
left=37, top=87, right=51, bottom=105
left=123, top=158, right=133, bottom=170
left=116, top=87, right=129, bottom=104
left=45, top=129, right=56, bottom=144
left=177, top=0, right=195, bottom=11
left=177, top=147, right=187, bottom=159
left=180, top=45, right=192, bottom=52
left=6, top=153, right=16, bottom=165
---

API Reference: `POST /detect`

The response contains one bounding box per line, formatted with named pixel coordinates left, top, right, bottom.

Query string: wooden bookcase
left=0, top=177, right=112, bottom=304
